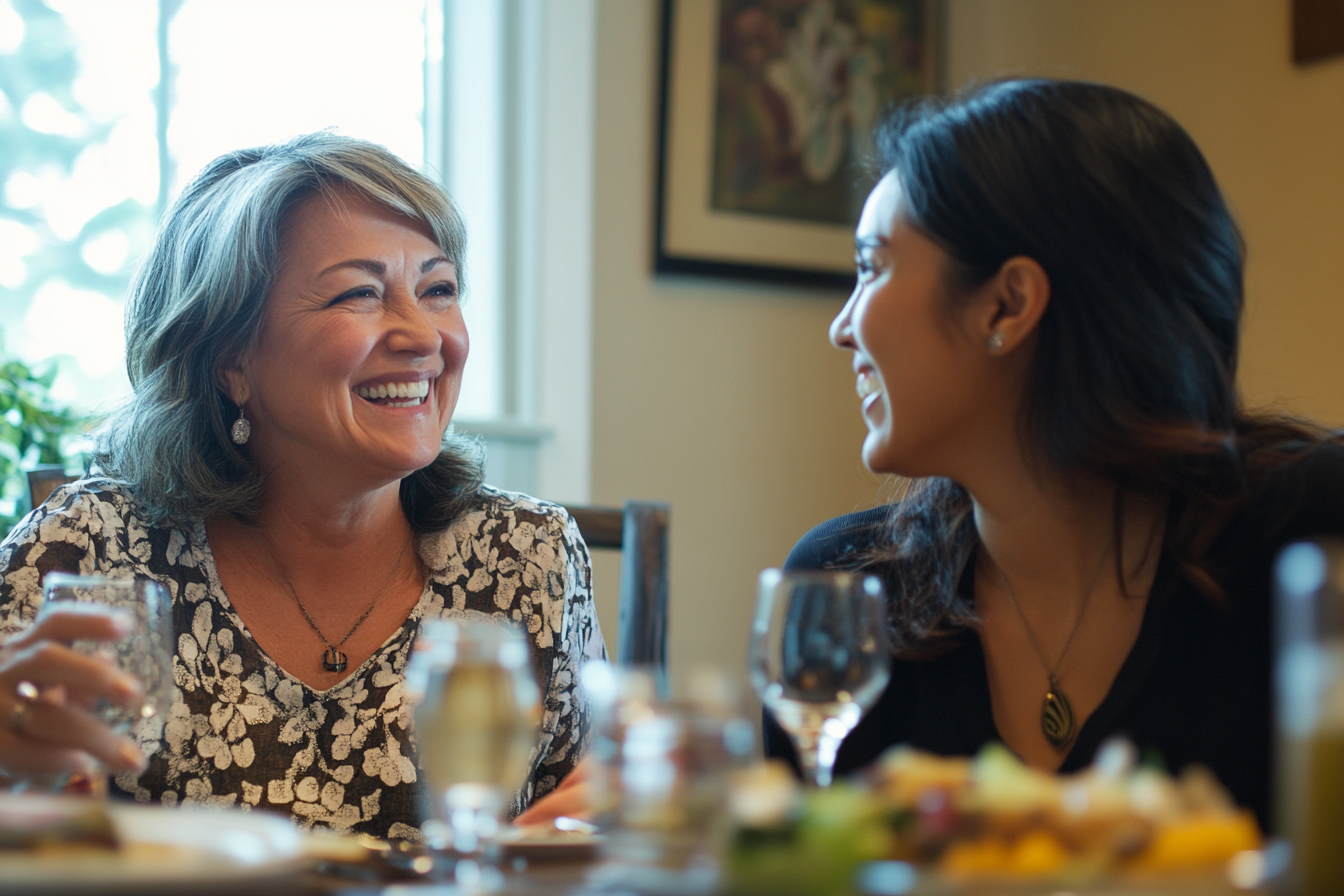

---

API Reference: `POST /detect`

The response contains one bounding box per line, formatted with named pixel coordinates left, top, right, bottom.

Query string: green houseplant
left=0, top=356, right=86, bottom=535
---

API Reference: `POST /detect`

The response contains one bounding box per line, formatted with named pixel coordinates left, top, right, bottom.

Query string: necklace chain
left=985, top=545, right=1111, bottom=750
left=989, top=546, right=1109, bottom=683
left=260, top=532, right=412, bottom=670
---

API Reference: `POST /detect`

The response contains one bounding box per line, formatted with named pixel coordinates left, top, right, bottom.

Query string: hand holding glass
left=40, top=573, right=176, bottom=738
left=750, top=569, right=891, bottom=787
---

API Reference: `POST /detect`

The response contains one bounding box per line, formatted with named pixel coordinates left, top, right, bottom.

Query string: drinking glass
left=40, top=573, right=176, bottom=738
left=407, top=619, right=541, bottom=890
left=750, top=569, right=891, bottom=787
left=1274, top=540, right=1344, bottom=896
left=583, top=662, right=753, bottom=896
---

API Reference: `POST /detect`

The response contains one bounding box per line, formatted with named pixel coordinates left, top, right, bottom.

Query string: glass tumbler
left=35, top=573, right=175, bottom=795
left=406, top=619, right=541, bottom=891
left=39, top=573, right=176, bottom=736
left=1274, top=539, right=1344, bottom=896
left=583, top=662, right=753, bottom=896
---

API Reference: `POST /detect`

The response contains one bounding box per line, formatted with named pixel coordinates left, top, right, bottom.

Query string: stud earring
left=987, top=331, right=1006, bottom=352
left=231, top=404, right=251, bottom=445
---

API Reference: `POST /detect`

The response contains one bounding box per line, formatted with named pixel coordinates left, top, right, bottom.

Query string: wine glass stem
left=798, top=732, right=842, bottom=787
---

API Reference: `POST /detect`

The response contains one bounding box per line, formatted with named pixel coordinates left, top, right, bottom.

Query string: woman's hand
left=513, top=756, right=596, bottom=827
left=0, top=605, right=148, bottom=785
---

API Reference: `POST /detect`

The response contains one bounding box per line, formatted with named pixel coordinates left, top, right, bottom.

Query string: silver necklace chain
left=988, top=546, right=1109, bottom=684
left=260, top=532, right=411, bottom=663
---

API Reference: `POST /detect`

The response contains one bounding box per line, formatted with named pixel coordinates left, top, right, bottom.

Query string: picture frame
left=655, top=0, right=943, bottom=287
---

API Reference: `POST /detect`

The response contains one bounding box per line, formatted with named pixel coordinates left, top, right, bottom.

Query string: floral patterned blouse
left=0, top=480, right=605, bottom=840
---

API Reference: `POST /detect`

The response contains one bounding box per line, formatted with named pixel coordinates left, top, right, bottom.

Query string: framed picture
left=655, top=0, right=942, bottom=287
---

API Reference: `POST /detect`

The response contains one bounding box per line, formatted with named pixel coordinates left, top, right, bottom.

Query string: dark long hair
left=859, top=79, right=1332, bottom=655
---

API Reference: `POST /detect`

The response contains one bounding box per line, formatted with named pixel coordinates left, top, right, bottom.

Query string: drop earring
left=987, top=331, right=1006, bottom=352
left=231, top=404, right=251, bottom=445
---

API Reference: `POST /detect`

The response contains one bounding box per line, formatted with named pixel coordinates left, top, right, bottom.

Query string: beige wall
left=588, top=0, right=1344, bottom=681
left=589, top=0, right=883, bottom=677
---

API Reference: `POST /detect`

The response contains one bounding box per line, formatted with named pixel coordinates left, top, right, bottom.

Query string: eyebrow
left=855, top=236, right=888, bottom=251
left=317, top=256, right=452, bottom=278
left=421, top=256, right=451, bottom=273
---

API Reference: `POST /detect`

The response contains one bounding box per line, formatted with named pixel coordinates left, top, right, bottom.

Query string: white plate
left=498, top=826, right=604, bottom=862
left=0, top=802, right=313, bottom=894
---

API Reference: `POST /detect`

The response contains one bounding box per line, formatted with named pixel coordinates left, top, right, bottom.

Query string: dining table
left=0, top=793, right=608, bottom=896
left=0, top=790, right=1274, bottom=896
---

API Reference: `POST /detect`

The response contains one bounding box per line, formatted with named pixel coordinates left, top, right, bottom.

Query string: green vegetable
left=724, top=784, right=894, bottom=896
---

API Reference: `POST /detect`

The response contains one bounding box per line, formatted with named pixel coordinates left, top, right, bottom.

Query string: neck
left=968, top=465, right=1166, bottom=609
left=250, top=468, right=411, bottom=554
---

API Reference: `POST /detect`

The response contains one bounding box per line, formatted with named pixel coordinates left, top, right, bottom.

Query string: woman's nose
left=386, top=294, right=442, bottom=356
left=830, top=288, right=860, bottom=350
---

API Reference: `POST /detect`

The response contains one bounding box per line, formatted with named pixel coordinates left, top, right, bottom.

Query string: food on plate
left=723, top=739, right=1261, bottom=893
left=725, top=765, right=891, bottom=896
left=0, top=794, right=119, bottom=853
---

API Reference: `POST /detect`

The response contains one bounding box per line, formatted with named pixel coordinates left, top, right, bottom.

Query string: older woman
left=0, top=133, right=604, bottom=838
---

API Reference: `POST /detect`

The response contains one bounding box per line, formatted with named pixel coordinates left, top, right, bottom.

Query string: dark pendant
left=322, top=648, right=347, bottom=672
left=1041, top=682, right=1074, bottom=748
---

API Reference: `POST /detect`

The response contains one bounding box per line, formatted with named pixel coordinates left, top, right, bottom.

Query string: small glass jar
left=582, top=662, right=753, bottom=895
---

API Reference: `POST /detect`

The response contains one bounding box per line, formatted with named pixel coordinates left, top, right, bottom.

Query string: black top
left=763, top=443, right=1344, bottom=832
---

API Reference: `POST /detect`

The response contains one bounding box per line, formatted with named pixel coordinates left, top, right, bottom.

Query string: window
left=1, top=0, right=594, bottom=502
left=1, top=0, right=498, bottom=419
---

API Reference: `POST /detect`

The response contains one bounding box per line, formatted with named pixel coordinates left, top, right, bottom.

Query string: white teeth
left=856, top=372, right=880, bottom=400
left=356, top=380, right=432, bottom=403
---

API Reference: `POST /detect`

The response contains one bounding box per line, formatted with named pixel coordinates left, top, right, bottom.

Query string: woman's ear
left=980, top=255, right=1050, bottom=355
left=217, top=363, right=249, bottom=406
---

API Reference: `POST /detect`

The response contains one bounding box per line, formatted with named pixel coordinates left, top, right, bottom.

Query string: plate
left=498, top=826, right=604, bottom=862
left=0, top=799, right=314, bottom=894
left=907, top=875, right=1260, bottom=896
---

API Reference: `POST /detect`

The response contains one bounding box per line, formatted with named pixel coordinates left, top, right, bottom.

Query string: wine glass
left=407, top=619, right=541, bottom=890
left=749, top=569, right=891, bottom=787
left=38, top=573, right=176, bottom=790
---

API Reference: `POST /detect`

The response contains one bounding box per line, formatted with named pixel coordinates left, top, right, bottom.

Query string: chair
left=563, top=501, right=670, bottom=671
left=27, top=466, right=76, bottom=512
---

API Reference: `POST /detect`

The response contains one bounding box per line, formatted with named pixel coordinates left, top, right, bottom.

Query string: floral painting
left=711, top=0, right=932, bottom=225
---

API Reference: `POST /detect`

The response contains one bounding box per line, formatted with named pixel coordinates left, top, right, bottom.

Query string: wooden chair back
left=563, top=501, right=670, bottom=671
left=27, top=467, right=76, bottom=513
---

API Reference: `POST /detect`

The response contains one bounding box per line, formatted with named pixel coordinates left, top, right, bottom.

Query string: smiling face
left=224, top=186, right=468, bottom=489
left=830, top=172, right=999, bottom=478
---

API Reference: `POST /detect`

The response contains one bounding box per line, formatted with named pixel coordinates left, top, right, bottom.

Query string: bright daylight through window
left=0, top=0, right=506, bottom=519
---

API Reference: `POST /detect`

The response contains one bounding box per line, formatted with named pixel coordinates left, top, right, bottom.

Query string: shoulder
left=785, top=505, right=890, bottom=571
left=1, top=478, right=144, bottom=556
left=1200, top=440, right=1344, bottom=588
left=461, top=487, right=578, bottom=543
left=1238, top=440, right=1344, bottom=544
left=0, top=479, right=149, bottom=630
left=418, top=487, right=583, bottom=571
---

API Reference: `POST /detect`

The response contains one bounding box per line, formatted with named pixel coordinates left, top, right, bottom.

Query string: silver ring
left=9, top=681, right=39, bottom=735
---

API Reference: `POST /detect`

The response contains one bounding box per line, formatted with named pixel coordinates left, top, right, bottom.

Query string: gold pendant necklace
left=989, top=547, right=1107, bottom=751
left=260, top=534, right=411, bottom=673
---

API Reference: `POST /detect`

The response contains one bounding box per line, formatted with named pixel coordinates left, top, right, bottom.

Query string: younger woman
left=765, top=79, right=1344, bottom=831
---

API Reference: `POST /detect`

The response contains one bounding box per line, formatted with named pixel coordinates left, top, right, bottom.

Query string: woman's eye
left=421, top=282, right=458, bottom=306
left=331, top=286, right=378, bottom=305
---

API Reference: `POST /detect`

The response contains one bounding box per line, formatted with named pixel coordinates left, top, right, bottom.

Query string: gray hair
left=94, top=132, right=484, bottom=528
